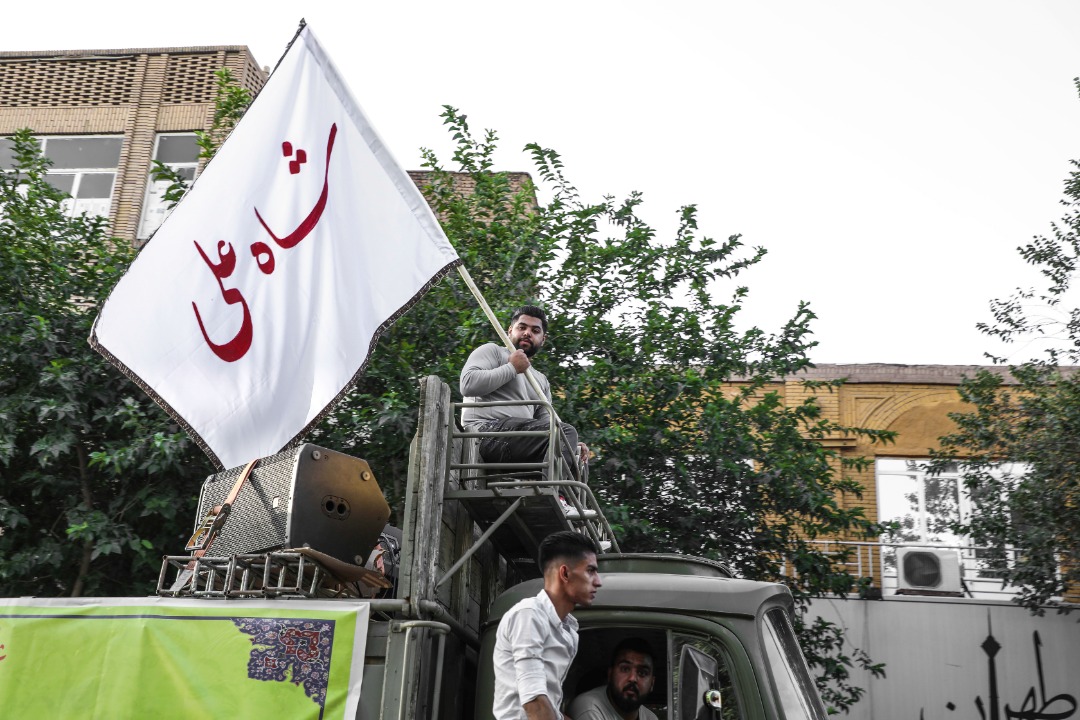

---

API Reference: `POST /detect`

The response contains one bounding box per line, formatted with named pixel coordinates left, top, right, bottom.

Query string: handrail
left=392, top=620, right=451, bottom=720
left=446, top=398, right=619, bottom=555
left=452, top=398, right=566, bottom=484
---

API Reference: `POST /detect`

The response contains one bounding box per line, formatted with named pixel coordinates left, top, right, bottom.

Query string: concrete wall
left=809, top=596, right=1080, bottom=719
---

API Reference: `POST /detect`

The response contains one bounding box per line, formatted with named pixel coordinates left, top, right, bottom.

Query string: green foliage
left=934, top=80, right=1080, bottom=612
left=0, top=130, right=210, bottom=597
left=312, top=106, right=890, bottom=711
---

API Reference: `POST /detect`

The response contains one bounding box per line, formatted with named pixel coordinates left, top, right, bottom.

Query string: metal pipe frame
left=435, top=497, right=524, bottom=590
left=452, top=398, right=567, bottom=483
left=486, top=480, right=621, bottom=553
left=392, top=620, right=451, bottom=720
left=418, top=599, right=481, bottom=650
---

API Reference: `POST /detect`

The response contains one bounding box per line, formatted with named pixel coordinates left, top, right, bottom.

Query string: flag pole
left=455, top=265, right=556, bottom=417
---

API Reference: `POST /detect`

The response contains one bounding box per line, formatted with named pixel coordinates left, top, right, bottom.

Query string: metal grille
left=195, top=446, right=300, bottom=555
left=0, top=57, right=138, bottom=106
left=0, top=49, right=266, bottom=109
left=161, top=53, right=222, bottom=104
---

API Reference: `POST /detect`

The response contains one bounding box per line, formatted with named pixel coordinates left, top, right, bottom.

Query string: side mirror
left=678, top=645, right=722, bottom=719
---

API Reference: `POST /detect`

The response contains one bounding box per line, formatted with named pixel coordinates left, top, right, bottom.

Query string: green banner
left=0, top=597, right=368, bottom=719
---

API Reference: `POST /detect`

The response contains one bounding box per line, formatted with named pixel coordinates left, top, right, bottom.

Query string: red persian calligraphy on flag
left=91, top=26, right=460, bottom=469
left=191, top=124, right=338, bottom=363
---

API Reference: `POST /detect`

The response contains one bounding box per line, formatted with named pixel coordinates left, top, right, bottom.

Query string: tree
left=312, top=107, right=891, bottom=712
left=934, top=80, right=1080, bottom=612
left=0, top=69, right=255, bottom=599
left=0, top=130, right=210, bottom=598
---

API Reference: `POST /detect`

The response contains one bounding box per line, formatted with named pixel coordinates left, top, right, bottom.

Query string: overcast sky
left=7, top=1, right=1080, bottom=366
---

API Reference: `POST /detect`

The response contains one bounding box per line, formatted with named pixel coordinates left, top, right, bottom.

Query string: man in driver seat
left=569, top=637, right=658, bottom=720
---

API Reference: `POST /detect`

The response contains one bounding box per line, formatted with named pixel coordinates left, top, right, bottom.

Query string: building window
left=877, top=458, right=1026, bottom=596
left=877, top=458, right=967, bottom=546
left=44, top=136, right=122, bottom=219
left=0, top=137, right=17, bottom=168
left=138, top=133, right=200, bottom=242
left=1, top=135, right=122, bottom=220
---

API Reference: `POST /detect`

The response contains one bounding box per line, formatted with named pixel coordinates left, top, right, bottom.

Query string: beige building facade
left=765, top=364, right=1054, bottom=600
left=0, top=46, right=267, bottom=244
left=791, top=364, right=1005, bottom=520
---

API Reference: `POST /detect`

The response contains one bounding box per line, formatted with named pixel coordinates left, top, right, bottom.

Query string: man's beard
left=609, top=683, right=644, bottom=713
left=513, top=338, right=539, bottom=357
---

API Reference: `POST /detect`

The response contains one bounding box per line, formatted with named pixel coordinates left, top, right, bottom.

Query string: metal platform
left=157, top=551, right=375, bottom=599
left=444, top=400, right=620, bottom=579
left=444, top=486, right=572, bottom=571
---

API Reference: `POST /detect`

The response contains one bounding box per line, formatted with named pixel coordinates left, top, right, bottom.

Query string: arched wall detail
left=850, top=388, right=969, bottom=456
left=846, top=388, right=954, bottom=428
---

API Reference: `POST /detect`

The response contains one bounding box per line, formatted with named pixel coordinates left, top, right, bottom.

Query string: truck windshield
left=760, top=608, right=828, bottom=719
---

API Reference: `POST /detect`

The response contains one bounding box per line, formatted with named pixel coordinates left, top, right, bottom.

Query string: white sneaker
left=559, top=495, right=597, bottom=520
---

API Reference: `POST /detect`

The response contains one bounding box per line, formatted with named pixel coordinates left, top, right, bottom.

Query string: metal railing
left=158, top=551, right=386, bottom=599
left=452, top=398, right=564, bottom=479
left=449, top=398, right=619, bottom=555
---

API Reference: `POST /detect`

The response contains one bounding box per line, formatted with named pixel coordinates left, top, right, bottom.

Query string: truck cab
left=477, top=555, right=828, bottom=720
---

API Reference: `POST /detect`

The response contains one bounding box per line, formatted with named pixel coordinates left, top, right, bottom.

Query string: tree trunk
left=70, top=443, right=94, bottom=598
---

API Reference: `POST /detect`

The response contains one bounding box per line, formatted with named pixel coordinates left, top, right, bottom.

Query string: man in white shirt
left=493, top=531, right=602, bottom=720
left=567, top=638, right=658, bottom=720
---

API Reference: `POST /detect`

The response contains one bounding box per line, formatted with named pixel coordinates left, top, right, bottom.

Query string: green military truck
left=0, top=376, right=827, bottom=719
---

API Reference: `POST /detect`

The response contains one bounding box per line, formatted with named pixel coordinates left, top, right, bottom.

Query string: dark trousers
left=475, top=417, right=581, bottom=480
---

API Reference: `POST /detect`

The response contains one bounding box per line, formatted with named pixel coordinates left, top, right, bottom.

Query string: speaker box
left=193, top=443, right=390, bottom=566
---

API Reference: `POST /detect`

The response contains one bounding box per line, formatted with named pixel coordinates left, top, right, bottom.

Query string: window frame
left=137, top=132, right=201, bottom=242
left=565, top=613, right=757, bottom=720
left=38, top=135, right=123, bottom=220
left=875, top=457, right=1029, bottom=595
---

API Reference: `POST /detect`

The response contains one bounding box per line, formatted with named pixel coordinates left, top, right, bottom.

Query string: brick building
left=0, top=45, right=267, bottom=244
left=767, top=363, right=1046, bottom=599
left=0, top=46, right=536, bottom=248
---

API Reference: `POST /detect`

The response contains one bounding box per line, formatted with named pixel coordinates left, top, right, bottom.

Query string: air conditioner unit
left=895, top=547, right=963, bottom=596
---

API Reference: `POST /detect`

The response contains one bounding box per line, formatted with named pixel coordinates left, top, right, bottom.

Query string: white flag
left=91, top=25, right=460, bottom=469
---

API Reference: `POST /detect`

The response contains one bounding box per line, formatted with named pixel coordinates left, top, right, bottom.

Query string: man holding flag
left=460, top=305, right=589, bottom=481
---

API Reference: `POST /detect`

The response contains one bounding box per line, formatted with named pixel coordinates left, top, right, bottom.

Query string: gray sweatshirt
left=459, top=342, right=553, bottom=429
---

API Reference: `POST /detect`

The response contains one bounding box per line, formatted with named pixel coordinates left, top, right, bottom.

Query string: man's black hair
left=510, top=305, right=548, bottom=334
left=610, top=637, right=655, bottom=667
left=538, top=530, right=598, bottom=573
